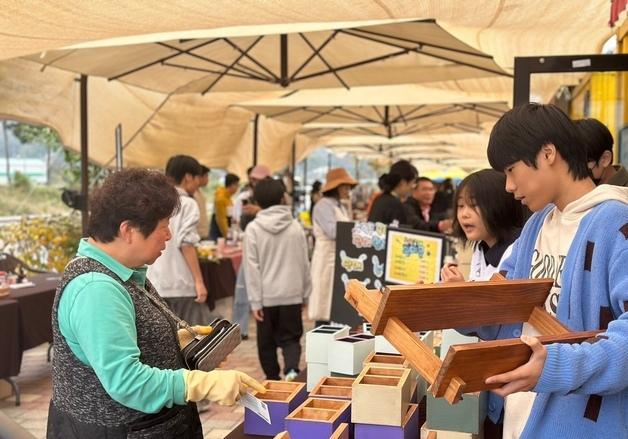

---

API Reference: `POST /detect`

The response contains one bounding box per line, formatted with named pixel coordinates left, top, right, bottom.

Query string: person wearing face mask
left=367, top=159, right=419, bottom=226
left=576, top=118, right=628, bottom=187
left=309, top=168, right=357, bottom=326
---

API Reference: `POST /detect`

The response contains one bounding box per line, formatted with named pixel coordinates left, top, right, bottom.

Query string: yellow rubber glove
left=183, top=369, right=266, bottom=406
left=177, top=325, right=214, bottom=349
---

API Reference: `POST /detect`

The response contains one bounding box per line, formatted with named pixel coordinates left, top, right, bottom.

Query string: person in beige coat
left=309, top=168, right=357, bottom=326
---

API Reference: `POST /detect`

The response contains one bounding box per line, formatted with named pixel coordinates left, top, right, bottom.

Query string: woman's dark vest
left=46, top=256, right=202, bottom=438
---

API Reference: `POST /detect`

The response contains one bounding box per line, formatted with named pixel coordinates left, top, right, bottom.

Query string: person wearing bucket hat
left=309, top=168, right=357, bottom=325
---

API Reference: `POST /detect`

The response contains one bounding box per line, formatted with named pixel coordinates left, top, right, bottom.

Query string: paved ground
left=0, top=296, right=313, bottom=439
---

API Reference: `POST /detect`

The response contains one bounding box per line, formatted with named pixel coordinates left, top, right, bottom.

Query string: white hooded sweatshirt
left=243, top=205, right=312, bottom=311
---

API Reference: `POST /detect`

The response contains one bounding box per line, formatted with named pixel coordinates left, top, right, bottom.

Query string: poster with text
left=385, top=227, right=445, bottom=285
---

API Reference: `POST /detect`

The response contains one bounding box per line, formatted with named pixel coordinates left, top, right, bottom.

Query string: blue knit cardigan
left=470, top=201, right=628, bottom=437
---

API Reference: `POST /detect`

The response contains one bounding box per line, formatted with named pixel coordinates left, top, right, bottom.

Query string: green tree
left=10, top=122, right=106, bottom=187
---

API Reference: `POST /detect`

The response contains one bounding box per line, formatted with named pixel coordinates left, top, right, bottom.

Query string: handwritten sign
left=385, top=228, right=445, bottom=284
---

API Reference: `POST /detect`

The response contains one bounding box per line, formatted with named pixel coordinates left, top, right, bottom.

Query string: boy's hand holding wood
left=485, top=335, right=547, bottom=397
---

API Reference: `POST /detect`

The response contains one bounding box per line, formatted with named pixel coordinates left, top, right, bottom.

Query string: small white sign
left=239, top=392, right=271, bottom=424
left=572, top=59, right=591, bottom=68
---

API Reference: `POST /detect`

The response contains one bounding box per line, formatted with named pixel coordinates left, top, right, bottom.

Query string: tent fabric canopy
left=0, top=0, right=619, bottom=175
left=24, top=20, right=507, bottom=94
left=237, top=100, right=509, bottom=138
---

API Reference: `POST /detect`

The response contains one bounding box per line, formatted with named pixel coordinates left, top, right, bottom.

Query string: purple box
left=354, top=403, right=419, bottom=439
left=244, top=381, right=308, bottom=436
left=285, top=398, right=351, bottom=439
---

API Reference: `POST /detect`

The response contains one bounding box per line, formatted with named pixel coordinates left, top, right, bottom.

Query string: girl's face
left=456, top=188, right=496, bottom=247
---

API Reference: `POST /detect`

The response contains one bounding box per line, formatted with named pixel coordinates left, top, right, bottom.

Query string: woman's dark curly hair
left=88, top=168, right=180, bottom=242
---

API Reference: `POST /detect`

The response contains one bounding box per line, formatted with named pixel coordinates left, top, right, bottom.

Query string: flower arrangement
left=0, top=214, right=81, bottom=272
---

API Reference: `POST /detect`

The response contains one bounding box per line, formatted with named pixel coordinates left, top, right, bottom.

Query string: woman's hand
left=184, top=370, right=266, bottom=406
left=177, top=325, right=213, bottom=349
left=441, top=263, right=465, bottom=282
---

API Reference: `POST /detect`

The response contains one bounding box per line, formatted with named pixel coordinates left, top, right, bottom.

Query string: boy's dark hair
left=452, top=169, right=525, bottom=245
left=417, top=177, right=433, bottom=185
left=253, top=178, right=286, bottom=209
left=246, top=166, right=254, bottom=177
left=165, top=155, right=203, bottom=184
left=225, top=173, right=240, bottom=187
left=200, top=165, right=210, bottom=175
left=378, top=160, right=419, bottom=192
left=575, top=118, right=614, bottom=162
left=487, top=103, right=589, bottom=180
left=88, top=168, right=180, bottom=243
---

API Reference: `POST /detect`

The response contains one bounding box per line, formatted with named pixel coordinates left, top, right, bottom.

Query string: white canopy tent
left=0, top=0, right=619, bottom=175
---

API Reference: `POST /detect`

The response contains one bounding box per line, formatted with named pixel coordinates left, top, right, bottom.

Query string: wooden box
left=306, top=362, right=329, bottom=391
left=330, top=422, right=350, bottom=439
left=345, top=276, right=601, bottom=404
left=352, top=365, right=413, bottom=426
left=244, top=380, right=307, bottom=436
left=354, top=403, right=419, bottom=439
left=285, top=398, right=351, bottom=439
left=328, top=334, right=375, bottom=375
left=309, top=376, right=354, bottom=400
left=305, top=325, right=350, bottom=364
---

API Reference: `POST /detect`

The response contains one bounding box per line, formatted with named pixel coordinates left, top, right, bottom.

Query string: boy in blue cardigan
left=476, top=104, right=628, bottom=438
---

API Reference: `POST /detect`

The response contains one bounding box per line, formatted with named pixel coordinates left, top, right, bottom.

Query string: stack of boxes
left=425, top=329, right=486, bottom=438
left=305, top=325, right=349, bottom=390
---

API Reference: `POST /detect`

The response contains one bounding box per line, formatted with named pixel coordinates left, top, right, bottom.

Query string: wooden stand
left=345, top=276, right=601, bottom=404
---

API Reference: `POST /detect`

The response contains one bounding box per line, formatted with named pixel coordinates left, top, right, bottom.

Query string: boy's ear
left=540, top=143, right=558, bottom=165
left=599, top=150, right=613, bottom=168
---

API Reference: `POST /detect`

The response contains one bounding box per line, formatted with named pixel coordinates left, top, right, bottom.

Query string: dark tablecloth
left=200, top=259, right=237, bottom=311
left=0, top=299, right=21, bottom=378
left=9, top=274, right=59, bottom=351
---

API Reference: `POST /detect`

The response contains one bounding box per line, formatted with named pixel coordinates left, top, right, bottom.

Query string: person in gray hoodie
left=244, top=178, right=311, bottom=381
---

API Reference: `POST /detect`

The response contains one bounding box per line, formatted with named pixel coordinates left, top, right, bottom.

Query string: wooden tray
left=345, top=275, right=602, bottom=404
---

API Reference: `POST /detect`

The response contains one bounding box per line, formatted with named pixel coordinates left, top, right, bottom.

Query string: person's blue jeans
left=232, top=265, right=250, bottom=336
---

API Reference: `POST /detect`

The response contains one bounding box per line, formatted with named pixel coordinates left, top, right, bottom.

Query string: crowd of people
left=47, top=103, right=627, bottom=438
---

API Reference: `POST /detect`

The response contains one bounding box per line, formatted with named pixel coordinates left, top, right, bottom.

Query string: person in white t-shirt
left=441, top=168, right=525, bottom=438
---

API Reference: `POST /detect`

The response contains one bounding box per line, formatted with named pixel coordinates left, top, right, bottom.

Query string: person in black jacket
left=404, top=177, right=453, bottom=233
left=367, top=160, right=418, bottom=225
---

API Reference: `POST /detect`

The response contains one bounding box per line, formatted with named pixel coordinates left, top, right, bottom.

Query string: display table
left=8, top=273, right=60, bottom=351
left=1, top=273, right=59, bottom=405
left=200, top=251, right=241, bottom=311
left=0, top=299, right=20, bottom=378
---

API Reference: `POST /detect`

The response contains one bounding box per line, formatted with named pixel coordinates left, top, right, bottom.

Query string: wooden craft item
left=352, top=365, right=413, bottom=426
left=345, top=278, right=602, bottom=404
left=309, top=376, right=354, bottom=400
left=329, top=423, right=350, bottom=439
left=245, top=380, right=307, bottom=436
left=285, top=398, right=351, bottom=439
